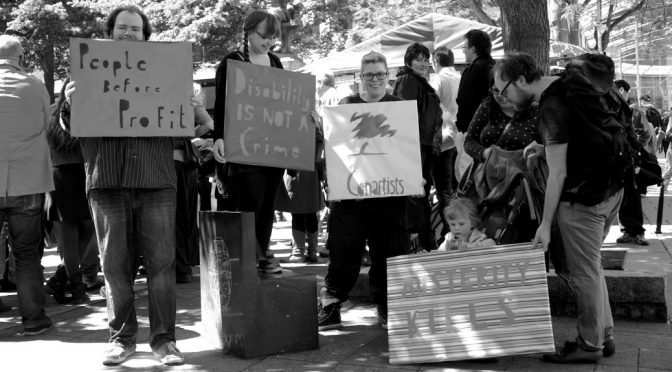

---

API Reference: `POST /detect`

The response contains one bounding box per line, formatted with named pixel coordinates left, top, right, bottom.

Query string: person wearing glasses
left=392, top=42, right=443, bottom=252
left=211, top=10, right=285, bottom=274
left=317, top=51, right=412, bottom=331
left=463, top=81, right=540, bottom=164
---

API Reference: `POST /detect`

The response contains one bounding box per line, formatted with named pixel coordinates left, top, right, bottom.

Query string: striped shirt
left=61, top=101, right=176, bottom=191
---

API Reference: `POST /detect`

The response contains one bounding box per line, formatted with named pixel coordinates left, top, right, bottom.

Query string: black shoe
left=69, top=281, right=90, bottom=305
left=603, top=337, right=615, bottom=357
left=22, top=317, right=53, bottom=336
left=543, top=341, right=602, bottom=364
left=83, top=278, right=104, bottom=291
left=45, top=276, right=70, bottom=304
left=318, top=302, right=342, bottom=331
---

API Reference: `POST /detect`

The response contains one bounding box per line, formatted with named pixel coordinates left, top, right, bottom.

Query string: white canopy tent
left=300, top=13, right=587, bottom=76
left=300, top=13, right=504, bottom=75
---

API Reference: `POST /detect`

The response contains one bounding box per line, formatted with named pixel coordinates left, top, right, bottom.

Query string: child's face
left=448, top=217, right=472, bottom=240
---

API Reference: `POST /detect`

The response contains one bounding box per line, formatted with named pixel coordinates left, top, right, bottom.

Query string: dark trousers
left=323, top=198, right=411, bottom=307
left=416, top=145, right=436, bottom=249
left=291, top=213, right=318, bottom=234
left=618, top=172, right=644, bottom=236
left=231, top=166, right=284, bottom=257
left=175, top=161, right=199, bottom=276
left=0, top=194, right=49, bottom=329
left=198, top=175, right=212, bottom=211
left=430, top=147, right=457, bottom=229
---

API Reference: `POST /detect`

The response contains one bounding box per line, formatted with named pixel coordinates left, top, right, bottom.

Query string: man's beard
left=514, top=92, right=535, bottom=111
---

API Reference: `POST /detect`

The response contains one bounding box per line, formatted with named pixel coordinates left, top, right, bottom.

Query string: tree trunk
left=496, top=0, right=550, bottom=74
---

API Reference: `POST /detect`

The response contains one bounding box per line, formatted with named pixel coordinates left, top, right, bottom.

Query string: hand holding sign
left=213, top=138, right=227, bottom=163
left=65, top=81, right=76, bottom=105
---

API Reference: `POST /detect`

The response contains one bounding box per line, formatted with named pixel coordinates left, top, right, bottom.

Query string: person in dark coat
left=454, top=29, right=495, bottom=179
left=392, top=42, right=443, bottom=252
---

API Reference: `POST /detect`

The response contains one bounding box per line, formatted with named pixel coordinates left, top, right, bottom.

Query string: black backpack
left=645, top=106, right=663, bottom=131
left=555, top=73, right=633, bottom=206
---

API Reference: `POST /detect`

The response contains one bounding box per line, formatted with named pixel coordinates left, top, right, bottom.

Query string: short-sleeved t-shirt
left=538, top=78, right=571, bottom=147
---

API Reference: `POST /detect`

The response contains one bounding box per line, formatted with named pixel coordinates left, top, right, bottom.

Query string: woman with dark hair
left=392, top=42, right=443, bottom=252
left=211, top=10, right=285, bottom=273
left=463, top=83, right=540, bottom=163
left=463, top=82, right=542, bottom=244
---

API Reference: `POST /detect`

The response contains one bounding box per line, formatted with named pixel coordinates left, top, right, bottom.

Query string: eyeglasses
left=361, top=72, right=388, bottom=81
left=253, top=31, right=278, bottom=40
left=495, top=79, right=515, bottom=97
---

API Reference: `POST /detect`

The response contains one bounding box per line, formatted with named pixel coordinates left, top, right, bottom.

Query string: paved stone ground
left=1, top=168, right=672, bottom=370
left=0, top=268, right=670, bottom=371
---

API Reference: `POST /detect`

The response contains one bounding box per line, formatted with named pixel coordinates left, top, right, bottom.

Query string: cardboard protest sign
left=224, top=60, right=316, bottom=171
left=387, top=243, right=555, bottom=365
left=70, top=38, right=194, bottom=137
left=322, top=101, right=423, bottom=200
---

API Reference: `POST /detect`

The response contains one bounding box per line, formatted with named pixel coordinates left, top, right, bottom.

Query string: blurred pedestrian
left=0, top=34, right=54, bottom=334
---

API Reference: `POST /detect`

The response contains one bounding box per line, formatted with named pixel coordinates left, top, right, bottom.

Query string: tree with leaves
left=2, top=0, right=107, bottom=102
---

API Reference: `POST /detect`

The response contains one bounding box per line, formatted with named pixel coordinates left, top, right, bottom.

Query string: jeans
left=556, top=189, right=622, bottom=350
left=0, top=194, right=49, bottom=329
left=88, top=188, right=176, bottom=350
left=322, top=197, right=411, bottom=308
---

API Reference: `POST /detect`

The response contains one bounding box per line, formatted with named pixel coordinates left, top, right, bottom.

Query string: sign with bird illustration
left=322, top=100, right=423, bottom=200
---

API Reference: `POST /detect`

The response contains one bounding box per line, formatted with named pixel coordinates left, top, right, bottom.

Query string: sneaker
left=83, top=278, right=104, bottom=291
left=318, top=302, right=342, bottom=331
left=153, top=341, right=184, bottom=365
left=258, top=260, right=282, bottom=274
left=377, top=305, right=388, bottom=330
left=632, top=234, right=649, bottom=246
left=102, top=341, right=136, bottom=366
left=543, top=341, right=601, bottom=364
left=603, top=337, right=616, bottom=357
left=616, top=233, right=649, bottom=245
left=22, top=317, right=53, bottom=336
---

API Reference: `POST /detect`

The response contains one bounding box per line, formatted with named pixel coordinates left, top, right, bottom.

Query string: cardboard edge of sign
left=386, top=243, right=556, bottom=365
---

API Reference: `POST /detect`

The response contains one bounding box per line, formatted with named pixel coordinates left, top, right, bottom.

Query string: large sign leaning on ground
left=69, top=38, right=194, bottom=137
left=224, top=60, right=316, bottom=171
left=322, top=101, right=423, bottom=200
left=387, top=243, right=555, bottom=364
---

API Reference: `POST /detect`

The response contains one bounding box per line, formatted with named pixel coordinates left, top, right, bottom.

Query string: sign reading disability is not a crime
left=69, top=38, right=194, bottom=137
left=224, top=59, right=316, bottom=171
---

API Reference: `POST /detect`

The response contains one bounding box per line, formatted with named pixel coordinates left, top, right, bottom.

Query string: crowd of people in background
left=1, top=4, right=670, bottom=368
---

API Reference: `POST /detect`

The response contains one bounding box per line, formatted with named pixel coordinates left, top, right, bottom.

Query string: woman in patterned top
left=464, top=83, right=540, bottom=163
